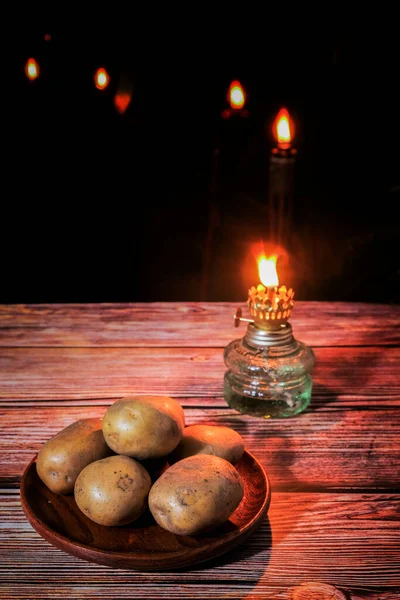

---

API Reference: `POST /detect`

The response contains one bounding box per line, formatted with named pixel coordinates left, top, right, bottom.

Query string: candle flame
left=25, top=58, right=39, bottom=81
left=95, top=68, right=110, bottom=90
left=277, top=115, right=291, bottom=142
left=228, top=80, right=246, bottom=110
left=258, top=256, right=279, bottom=287
left=273, top=108, right=294, bottom=147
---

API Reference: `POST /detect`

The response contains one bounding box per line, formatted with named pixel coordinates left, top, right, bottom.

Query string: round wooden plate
left=20, top=450, right=270, bottom=570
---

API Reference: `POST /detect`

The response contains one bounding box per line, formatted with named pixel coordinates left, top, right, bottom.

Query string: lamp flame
left=228, top=80, right=246, bottom=110
left=258, top=256, right=279, bottom=287
left=25, top=58, right=39, bottom=81
left=95, top=68, right=110, bottom=90
left=273, top=108, right=294, bottom=148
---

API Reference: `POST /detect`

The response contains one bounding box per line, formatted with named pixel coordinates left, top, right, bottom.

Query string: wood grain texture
left=2, top=394, right=400, bottom=408
left=1, top=302, right=399, bottom=348
left=0, top=582, right=400, bottom=600
left=290, top=582, right=347, bottom=600
left=0, top=346, right=399, bottom=401
left=1, top=490, right=399, bottom=598
left=1, top=586, right=399, bottom=600
left=0, top=301, right=399, bottom=598
left=2, top=406, right=399, bottom=491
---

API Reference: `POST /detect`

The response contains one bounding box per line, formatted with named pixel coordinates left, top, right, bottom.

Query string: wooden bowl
left=20, top=450, right=270, bottom=570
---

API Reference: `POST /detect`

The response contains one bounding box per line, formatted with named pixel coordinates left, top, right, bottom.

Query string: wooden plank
left=1, top=302, right=399, bottom=348
left=1, top=395, right=399, bottom=408
left=0, top=346, right=399, bottom=401
left=1, top=490, right=399, bottom=598
left=2, top=406, right=399, bottom=491
left=0, top=586, right=398, bottom=600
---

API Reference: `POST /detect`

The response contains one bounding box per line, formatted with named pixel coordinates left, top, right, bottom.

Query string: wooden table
left=1, top=302, right=399, bottom=600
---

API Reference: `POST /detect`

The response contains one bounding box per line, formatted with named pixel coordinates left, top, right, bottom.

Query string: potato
left=102, top=396, right=185, bottom=459
left=171, top=425, right=244, bottom=465
left=74, top=455, right=151, bottom=526
left=149, top=455, right=244, bottom=535
left=36, top=418, right=111, bottom=494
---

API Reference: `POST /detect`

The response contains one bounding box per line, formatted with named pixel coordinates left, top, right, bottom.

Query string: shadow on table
left=310, top=382, right=339, bottom=410
left=188, top=516, right=272, bottom=572
left=312, top=346, right=382, bottom=410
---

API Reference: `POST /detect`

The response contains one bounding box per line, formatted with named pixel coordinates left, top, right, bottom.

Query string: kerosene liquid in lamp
left=224, top=256, right=315, bottom=418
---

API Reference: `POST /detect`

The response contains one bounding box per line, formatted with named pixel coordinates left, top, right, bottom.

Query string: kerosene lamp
left=224, top=255, right=315, bottom=418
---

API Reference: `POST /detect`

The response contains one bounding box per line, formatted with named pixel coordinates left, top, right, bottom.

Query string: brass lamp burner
left=248, top=284, right=295, bottom=328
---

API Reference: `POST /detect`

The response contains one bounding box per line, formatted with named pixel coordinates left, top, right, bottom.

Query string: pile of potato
left=36, top=396, right=245, bottom=535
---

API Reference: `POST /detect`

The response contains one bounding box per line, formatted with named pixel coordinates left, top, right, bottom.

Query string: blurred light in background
left=94, top=68, right=110, bottom=90
left=25, top=58, right=39, bottom=81
left=228, top=80, right=246, bottom=110
left=114, top=92, right=132, bottom=114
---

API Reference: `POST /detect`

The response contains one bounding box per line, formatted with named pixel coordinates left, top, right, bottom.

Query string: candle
left=202, top=80, right=248, bottom=299
left=268, top=108, right=297, bottom=246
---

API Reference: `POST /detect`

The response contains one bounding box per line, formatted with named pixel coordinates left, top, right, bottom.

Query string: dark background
left=4, top=30, right=399, bottom=304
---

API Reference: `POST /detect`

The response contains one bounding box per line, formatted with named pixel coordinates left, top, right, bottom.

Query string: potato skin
left=102, top=396, right=185, bottom=459
left=74, top=455, right=151, bottom=526
left=36, top=418, right=111, bottom=494
left=171, top=425, right=244, bottom=465
left=149, top=455, right=244, bottom=535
